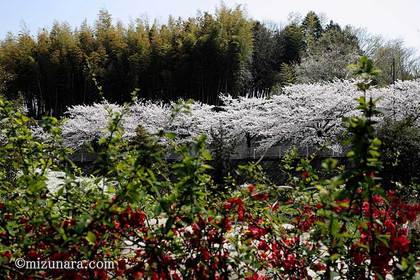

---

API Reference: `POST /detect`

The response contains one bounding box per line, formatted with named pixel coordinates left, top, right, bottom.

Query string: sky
left=1, top=0, right=419, bottom=54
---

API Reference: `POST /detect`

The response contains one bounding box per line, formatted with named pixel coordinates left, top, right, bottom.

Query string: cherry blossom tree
left=59, top=80, right=420, bottom=156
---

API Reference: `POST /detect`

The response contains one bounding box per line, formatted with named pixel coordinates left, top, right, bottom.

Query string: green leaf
left=5, top=224, right=16, bottom=237
left=58, top=227, right=67, bottom=241
left=330, top=253, right=340, bottom=261
left=377, top=234, right=389, bottom=247
left=86, top=231, right=96, bottom=245
left=165, top=132, right=176, bottom=140
left=201, top=150, right=212, bottom=161
left=396, top=257, right=408, bottom=271
left=346, top=150, right=355, bottom=157
left=279, top=205, right=299, bottom=215
left=331, top=218, right=340, bottom=236
left=47, top=199, right=54, bottom=208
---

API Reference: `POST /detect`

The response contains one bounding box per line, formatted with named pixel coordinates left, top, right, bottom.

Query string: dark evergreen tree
left=250, top=21, right=277, bottom=94
left=301, top=11, right=323, bottom=51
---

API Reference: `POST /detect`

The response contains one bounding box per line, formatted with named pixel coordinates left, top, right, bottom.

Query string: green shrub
left=378, top=117, right=420, bottom=186
left=0, top=57, right=419, bottom=279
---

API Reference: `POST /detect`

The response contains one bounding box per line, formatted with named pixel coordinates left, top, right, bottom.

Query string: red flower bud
left=2, top=251, right=11, bottom=259
left=247, top=184, right=255, bottom=193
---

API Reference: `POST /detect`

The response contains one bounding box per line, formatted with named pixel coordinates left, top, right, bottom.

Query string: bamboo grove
left=0, top=5, right=414, bottom=118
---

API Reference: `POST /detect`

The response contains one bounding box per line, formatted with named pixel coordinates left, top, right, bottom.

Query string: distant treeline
left=0, top=5, right=414, bottom=117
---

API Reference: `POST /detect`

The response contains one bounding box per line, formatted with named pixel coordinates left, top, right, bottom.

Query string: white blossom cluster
left=61, top=102, right=125, bottom=149
left=60, top=79, right=420, bottom=154
left=295, top=49, right=359, bottom=83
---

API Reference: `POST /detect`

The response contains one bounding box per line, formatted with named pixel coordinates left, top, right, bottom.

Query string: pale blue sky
left=1, top=0, right=419, bottom=54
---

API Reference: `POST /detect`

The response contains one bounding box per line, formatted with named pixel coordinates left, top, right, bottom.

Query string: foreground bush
left=0, top=58, right=419, bottom=279
left=378, top=117, right=420, bottom=186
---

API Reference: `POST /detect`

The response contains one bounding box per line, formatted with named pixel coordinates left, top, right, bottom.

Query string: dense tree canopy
left=295, top=22, right=361, bottom=83
left=0, top=6, right=255, bottom=117
left=0, top=8, right=418, bottom=117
